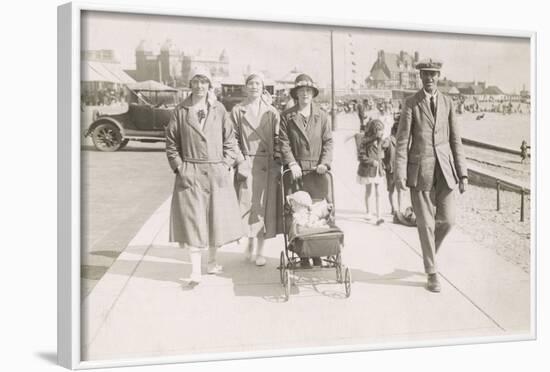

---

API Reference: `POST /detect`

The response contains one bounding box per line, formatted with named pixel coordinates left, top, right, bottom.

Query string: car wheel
left=91, top=122, right=123, bottom=152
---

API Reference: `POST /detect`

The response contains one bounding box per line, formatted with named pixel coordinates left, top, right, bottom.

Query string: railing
left=495, top=180, right=529, bottom=222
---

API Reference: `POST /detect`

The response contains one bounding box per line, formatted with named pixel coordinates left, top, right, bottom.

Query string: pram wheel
left=283, top=269, right=291, bottom=302
left=344, top=266, right=352, bottom=298
left=335, top=254, right=343, bottom=283
left=279, top=251, right=286, bottom=284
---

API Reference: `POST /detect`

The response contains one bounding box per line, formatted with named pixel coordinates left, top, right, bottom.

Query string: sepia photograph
left=74, top=7, right=533, bottom=366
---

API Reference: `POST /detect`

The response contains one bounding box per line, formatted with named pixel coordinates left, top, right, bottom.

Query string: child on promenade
left=384, top=119, right=401, bottom=217
left=357, top=119, right=386, bottom=225
left=520, top=140, right=530, bottom=164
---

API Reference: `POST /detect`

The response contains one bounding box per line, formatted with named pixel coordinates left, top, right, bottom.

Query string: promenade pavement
left=81, top=118, right=531, bottom=364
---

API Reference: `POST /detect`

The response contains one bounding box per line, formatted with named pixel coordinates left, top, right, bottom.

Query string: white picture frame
left=58, top=1, right=537, bottom=369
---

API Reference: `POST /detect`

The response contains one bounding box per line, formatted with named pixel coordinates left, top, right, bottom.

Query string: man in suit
left=394, top=59, right=468, bottom=293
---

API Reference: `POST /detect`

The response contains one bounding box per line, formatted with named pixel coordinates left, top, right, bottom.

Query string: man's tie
left=430, top=96, right=436, bottom=118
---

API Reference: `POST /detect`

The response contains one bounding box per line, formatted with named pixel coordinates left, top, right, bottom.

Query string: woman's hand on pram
left=289, top=162, right=302, bottom=180
left=316, top=164, right=328, bottom=174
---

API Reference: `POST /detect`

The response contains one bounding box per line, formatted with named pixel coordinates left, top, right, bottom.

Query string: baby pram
left=279, top=169, right=351, bottom=301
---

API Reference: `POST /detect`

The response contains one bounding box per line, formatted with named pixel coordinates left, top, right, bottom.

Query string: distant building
left=480, top=85, right=507, bottom=101
left=366, top=50, right=421, bottom=90
left=520, top=86, right=530, bottom=103
left=438, top=85, right=460, bottom=95
left=455, top=81, right=485, bottom=95
left=125, top=39, right=229, bottom=87
left=82, top=49, right=119, bottom=63
left=482, top=86, right=505, bottom=95
left=181, top=48, right=230, bottom=85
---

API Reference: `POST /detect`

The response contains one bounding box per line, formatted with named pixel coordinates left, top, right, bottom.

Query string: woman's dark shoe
left=300, top=258, right=312, bottom=268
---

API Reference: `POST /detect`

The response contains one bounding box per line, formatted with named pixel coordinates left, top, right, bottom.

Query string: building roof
left=380, top=52, right=415, bottom=73
left=458, top=87, right=475, bottom=95
left=439, top=85, right=460, bottom=95
left=370, top=68, right=389, bottom=81
left=471, top=85, right=484, bottom=95
left=81, top=60, right=136, bottom=84
left=483, top=86, right=505, bottom=95
left=448, top=86, right=460, bottom=94
left=369, top=50, right=417, bottom=82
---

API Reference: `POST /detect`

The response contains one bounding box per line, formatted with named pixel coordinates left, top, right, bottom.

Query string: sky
left=82, top=11, right=531, bottom=93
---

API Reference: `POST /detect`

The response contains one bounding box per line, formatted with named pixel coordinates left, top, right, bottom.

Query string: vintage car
left=84, top=80, right=182, bottom=151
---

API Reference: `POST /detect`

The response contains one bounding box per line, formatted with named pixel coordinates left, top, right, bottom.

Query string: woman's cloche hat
left=290, top=73, right=319, bottom=100
left=189, top=65, right=213, bottom=86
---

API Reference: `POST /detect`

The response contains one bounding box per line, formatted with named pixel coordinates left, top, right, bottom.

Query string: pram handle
left=281, top=168, right=334, bottom=181
left=280, top=167, right=336, bottom=211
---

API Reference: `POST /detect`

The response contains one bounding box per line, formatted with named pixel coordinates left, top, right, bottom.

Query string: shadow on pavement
left=81, top=265, right=109, bottom=280
left=89, top=250, right=120, bottom=259
left=102, top=244, right=426, bottom=300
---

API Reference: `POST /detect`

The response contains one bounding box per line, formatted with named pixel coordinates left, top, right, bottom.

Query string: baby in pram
left=287, top=190, right=332, bottom=227
left=287, top=190, right=334, bottom=264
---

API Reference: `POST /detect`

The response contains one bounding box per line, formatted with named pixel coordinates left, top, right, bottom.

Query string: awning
left=126, top=80, right=178, bottom=92
left=81, top=60, right=136, bottom=84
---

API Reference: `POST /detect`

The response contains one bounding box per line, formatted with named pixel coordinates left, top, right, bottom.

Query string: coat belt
left=182, top=157, right=223, bottom=164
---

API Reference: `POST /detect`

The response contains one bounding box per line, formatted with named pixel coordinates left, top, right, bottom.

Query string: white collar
left=423, top=89, right=438, bottom=100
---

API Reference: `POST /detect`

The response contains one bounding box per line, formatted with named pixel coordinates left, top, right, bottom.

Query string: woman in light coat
left=231, top=72, right=281, bottom=266
left=166, top=66, right=243, bottom=285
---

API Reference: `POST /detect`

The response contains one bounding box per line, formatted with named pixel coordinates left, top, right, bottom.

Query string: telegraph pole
left=330, top=30, right=337, bottom=131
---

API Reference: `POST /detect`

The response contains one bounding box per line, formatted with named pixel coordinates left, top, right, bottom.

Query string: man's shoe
left=427, top=273, right=441, bottom=293
left=207, top=264, right=223, bottom=275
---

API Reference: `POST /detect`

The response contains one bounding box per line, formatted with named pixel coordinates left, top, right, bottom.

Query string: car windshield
left=130, top=90, right=178, bottom=106
left=222, top=84, right=246, bottom=98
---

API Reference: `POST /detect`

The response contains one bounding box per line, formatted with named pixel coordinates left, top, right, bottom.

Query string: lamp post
left=330, top=30, right=337, bottom=131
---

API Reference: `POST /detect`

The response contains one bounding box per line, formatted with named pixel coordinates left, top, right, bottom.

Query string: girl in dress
left=357, top=119, right=386, bottom=225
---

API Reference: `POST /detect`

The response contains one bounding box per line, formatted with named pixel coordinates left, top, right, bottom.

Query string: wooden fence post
left=496, top=181, right=500, bottom=211
left=520, top=188, right=525, bottom=222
